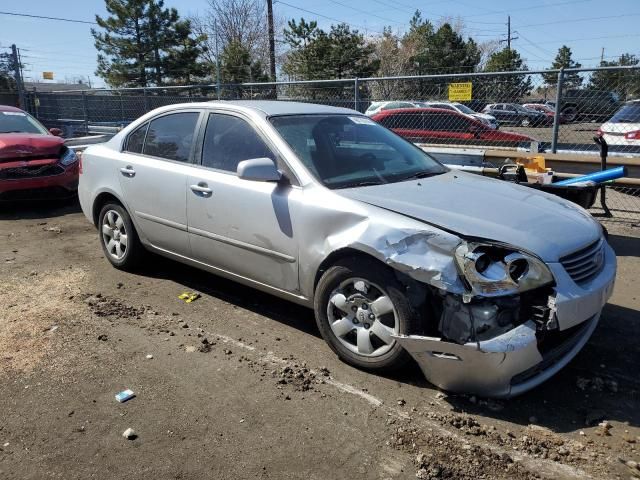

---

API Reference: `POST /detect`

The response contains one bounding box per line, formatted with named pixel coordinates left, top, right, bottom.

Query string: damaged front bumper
left=393, top=242, right=616, bottom=398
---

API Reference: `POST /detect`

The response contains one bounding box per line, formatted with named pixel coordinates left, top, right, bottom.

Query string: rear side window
left=202, top=114, right=275, bottom=173
left=143, top=112, right=199, bottom=162
left=125, top=123, right=148, bottom=153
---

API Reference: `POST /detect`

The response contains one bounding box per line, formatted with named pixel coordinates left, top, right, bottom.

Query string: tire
left=562, top=106, right=578, bottom=123
left=314, top=257, right=419, bottom=371
left=98, top=202, right=143, bottom=271
left=520, top=117, right=531, bottom=127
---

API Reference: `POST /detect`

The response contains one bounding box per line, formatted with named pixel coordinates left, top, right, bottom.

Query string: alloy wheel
left=101, top=209, right=128, bottom=260
left=326, top=277, right=399, bottom=357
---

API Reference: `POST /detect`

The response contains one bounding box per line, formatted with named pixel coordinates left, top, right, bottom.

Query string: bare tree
left=192, top=0, right=284, bottom=73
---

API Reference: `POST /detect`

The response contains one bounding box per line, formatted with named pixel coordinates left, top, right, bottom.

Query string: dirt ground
left=0, top=200, right=639, bottom=480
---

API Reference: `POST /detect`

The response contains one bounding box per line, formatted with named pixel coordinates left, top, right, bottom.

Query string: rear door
left=186, top=112, right=301, bottom=292
left=116, top=110, right=203, bottom=255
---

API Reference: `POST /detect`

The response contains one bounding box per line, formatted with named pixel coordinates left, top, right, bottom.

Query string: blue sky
left=1, top=0, right=639, bottom=87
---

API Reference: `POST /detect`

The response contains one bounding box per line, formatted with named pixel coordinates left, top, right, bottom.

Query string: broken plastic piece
left=115, top=389, right=135, bottom=403
left=178, top=292, right=201, bottom=303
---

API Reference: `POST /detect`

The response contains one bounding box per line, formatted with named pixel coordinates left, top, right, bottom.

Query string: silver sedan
left=78, top=101, right=616, bottom=397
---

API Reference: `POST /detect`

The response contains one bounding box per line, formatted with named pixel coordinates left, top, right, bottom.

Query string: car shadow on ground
left=0, top=197, right=81, bottom=220
left=609, top=233, right=640, bottom=257
left=139, top=253, right=321, bottom=340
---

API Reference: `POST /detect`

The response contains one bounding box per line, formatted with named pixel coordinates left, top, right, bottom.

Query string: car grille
left=559, top=238, right=605, bottom=284
left=0, top=164, right=64, bottom=179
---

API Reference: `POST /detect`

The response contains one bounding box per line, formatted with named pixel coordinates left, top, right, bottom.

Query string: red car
left=0, top=105, right=78, bottom=200
left=372, top=108, right=535, bottom=145
left=522, top=103, right=567, bottom=124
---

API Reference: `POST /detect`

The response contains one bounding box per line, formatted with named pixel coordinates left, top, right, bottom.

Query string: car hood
left=0, top=133, right=63, bottom=161
left=337, top=171, right=601, bottom=262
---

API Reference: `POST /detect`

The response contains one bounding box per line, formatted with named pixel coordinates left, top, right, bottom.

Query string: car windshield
left=610, top=103, right=640, bottom=123
left=0, top=110, right=49, bottom=134
left=270, top=114, right=447, bottom=189
left=453, top=103, right=475, bottom=114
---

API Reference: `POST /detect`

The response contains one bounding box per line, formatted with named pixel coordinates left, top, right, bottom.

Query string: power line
left=274, top=0, right=384, bottom=34
left=516, top=12, right=640, bottom=29
left=0, top=10, right=97, bottom=25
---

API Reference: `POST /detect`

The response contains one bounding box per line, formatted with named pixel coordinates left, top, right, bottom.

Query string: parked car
left=598, top=99, right=640, bottom=145
left=560, top=89, right=621, bottom=123
left=79, top=101, right=615, bottom=398
left=420, top=101, right=499, bottom=129
left=365, top=101, right=419, bottom=116
left=371, top=108, right=534, bottom=145
left=482, top=103, right=551, bottom=127
left=523, top=103, right=567, bottom=124
left=0, top=105, right=78, bottom=201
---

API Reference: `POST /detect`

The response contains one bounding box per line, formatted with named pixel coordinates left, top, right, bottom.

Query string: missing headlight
left=455, top=242, right=554, bottom=299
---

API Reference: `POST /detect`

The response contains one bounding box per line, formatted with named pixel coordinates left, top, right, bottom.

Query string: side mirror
left=49, top=127, right=63, bottom=137
left=237, top=157, right=282, bottom=182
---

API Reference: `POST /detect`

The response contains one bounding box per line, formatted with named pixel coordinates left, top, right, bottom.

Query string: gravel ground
left=0, top=200, right=639, bottom=480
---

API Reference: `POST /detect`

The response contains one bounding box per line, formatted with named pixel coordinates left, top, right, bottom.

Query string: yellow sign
left=448, top=82, right=472, bottom=101
left=42, top=71, right=54, bottom=80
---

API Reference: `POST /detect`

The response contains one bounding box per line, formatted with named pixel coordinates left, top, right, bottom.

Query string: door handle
left=120, top=166, right=136, bottom=177
left=190, top=182, right=213, bottom=197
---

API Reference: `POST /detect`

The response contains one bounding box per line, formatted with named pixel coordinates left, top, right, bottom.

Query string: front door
left=186, top=112, right=300, bottom=293
left=116, top=110, right=202, bottom=255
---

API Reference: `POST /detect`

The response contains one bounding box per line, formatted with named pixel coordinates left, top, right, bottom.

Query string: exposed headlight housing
left=59, top=147, right=78, bottom=166
left=455, top=242, right=554, bottom=298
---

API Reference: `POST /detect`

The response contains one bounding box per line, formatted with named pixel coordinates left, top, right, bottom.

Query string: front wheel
left=98, top=203, right=143, bottom=270
left=314, top=258, right=419, bottom=371
left=520, top=117, right=531, bottom=127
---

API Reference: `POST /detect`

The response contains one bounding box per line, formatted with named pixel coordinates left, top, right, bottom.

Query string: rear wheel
left=520, top=117, right=531, bottom=127
left=562, top=106, right=578, bottom=123
left=314, top=258, right=419, bottom=371
left=98, top=203, right=143, bottom=270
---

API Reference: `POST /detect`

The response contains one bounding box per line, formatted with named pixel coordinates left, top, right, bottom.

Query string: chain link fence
left=22, top=67, right=640, bottom=222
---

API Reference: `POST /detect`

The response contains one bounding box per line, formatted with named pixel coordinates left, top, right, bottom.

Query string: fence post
left=143, top=87, right=149, bottom=113
left=81, top=90, right=89, bottom=136
left=550, top=68, right=564, bottom=154
left=354, top=78, right=359, bottom=111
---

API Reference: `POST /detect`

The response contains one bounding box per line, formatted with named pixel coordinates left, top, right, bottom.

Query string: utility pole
left=10, top=44, right=26, bottom=110
left=600, top=47, right=605, bottom=65
left=266, top=0, right=276, bottom=83
left=500, top=16, right=518, bottom=51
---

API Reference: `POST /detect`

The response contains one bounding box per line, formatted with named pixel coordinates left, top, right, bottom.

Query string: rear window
left=610, top=103, right=640, bottom=123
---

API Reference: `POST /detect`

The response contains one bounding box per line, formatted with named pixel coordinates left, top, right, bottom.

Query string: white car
left=598, top=100, right=640, bottom=146
left=420, top=101, right=498, bottom=129
left=365, top=101, right=420, bottom=116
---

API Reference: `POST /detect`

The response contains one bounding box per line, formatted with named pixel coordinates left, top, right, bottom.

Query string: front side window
left=202, top=114, right=275, bottom=173
left=143, top=112, right=199, bottom=162
left=270, top=114, right=447, bottom=189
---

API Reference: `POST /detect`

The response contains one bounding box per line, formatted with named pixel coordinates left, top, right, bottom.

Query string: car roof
left=0, top=104, right=24, bottom=112
left=209, top=100, right=358, bottom=116
left=375, top=107, right=465, bottom=116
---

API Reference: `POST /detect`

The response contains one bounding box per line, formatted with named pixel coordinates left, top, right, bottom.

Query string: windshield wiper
left=398, top=171, right=444, bottom=181
left=334, top=180, right=386, bottom=189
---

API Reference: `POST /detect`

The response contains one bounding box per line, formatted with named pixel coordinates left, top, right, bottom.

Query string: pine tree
left=0, top=53, right=16, bottom=91
left=543, top=45, right=582, bottom=87
left=589, top=53, right=640, bottom=99
left=482, top=48, right=533, bottom=101
left=92, top=0, right=206, bottom=87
